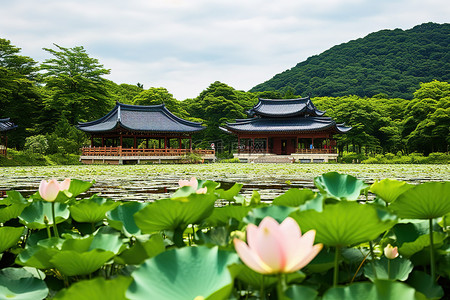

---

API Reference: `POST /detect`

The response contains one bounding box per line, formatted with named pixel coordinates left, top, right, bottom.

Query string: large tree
left=0, top=38, right=42, bottom=148
left=40, top=44, right=113, bottom=126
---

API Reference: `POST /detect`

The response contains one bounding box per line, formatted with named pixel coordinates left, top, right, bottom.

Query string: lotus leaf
left=115, top=234, right=165, bottom=265
left=204, top=205, right=252, bottom=226
left=323, top=280, right=427, bottom=300
left=126, top=246, right=239, bottom=300
left=406, top=271, right=444, bottom=300
left=0, top=268, right=48, bottom=300
left=369, top=179, right=413, bottom=203
left=314, top=172, right=368, bottom=201
left=134, top=193, right=216, bottom=233
left=285, top=285, right=318, bottom=300
left=389, top=182, right=450, bottom=219
left=69, top=196, right=119, bottom=223
left=19, top=201, right=69, bottom=230
left=364, top=257, right=413, bottom=281
left=243, top=205, right=298, bottom=225
left=0, top=226, right=24, bottom=253
left=107, top=202, right=148, bottom=236
left=17, top=238, right=62, bottom=269
left=54, top=276, right=132, bottom=300
left=290, top=202, right=396, bottom=246
left=272, top=188, right=315, bottom=207
left=50, top=249, right=115, bottom=276
left=216, top=183, right=244, bottom=201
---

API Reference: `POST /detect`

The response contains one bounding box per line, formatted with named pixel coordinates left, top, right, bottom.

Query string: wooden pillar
left=90, top=135, right=94, bottom=147
left=189, top=137, right=192, bottom=150
left=134, top=136, right=137, bottom=149
left=120, top=133, right=123, bottom=147
left=101, top=137, right=105, bottom=147
left=146, top=138, right=149, bottom=149
left=178, top=138, right=182, bottom=149
left=238, top=136, right=241, bottom=154
left=5, top=135, right=7, bottom=156
left=164, top=137, right=168, bottom=149
left=159, top=138, right=161, bottom=149
left=266, top=137, right=269, bottom=153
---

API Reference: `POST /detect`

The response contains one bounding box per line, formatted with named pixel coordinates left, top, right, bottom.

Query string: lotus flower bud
left=384, top=244, right=399, bottom=259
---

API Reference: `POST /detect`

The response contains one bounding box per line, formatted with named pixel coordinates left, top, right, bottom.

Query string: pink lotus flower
left=178, top=177, right=207, bottom=194
left=384, top=244, right=399, bottom=259
left=233, top=217, right=322, bottom=274
left=39, top=178, right=71, bottom=202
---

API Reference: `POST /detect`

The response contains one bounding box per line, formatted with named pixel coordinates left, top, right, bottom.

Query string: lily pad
left=290, top=202, right=396, bottom=247
left=369, top=179, right=413, bottom=203
left=406, top=271, right=443, bottom=300
left=0, top=191, right=29, bottom=223
left=126, top=246, right=239, bottom=300
left=286, top=285, right=318, bottom=300
left=364, top=257, right=413, bottom=281
left=50, top=249, right=115, bottom=276
left=54, top=276, right=132, bottom=300
left=389, top=182, right=450, bottom=219
left=0, top=226, right=24, bottom=253
left=69, top=196, right=119, bottom=223
left=314, top=172, right=368, bottom=201
left=115, top=234, right=165, bottom=265
left=19, top=201, right=69, bottom=230
left=272, top=188, right=315, bottom=207
left=204, top=205, right=252, bottom=226
left=216, top=183, right=244, bottom=201
left=0, top=267, right=48, bottom=300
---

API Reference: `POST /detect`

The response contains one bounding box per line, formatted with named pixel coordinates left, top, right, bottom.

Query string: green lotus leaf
left=50, top=249, right=115, bottom=276
left=69, top=196, right=119, bottom=223
left=134, top=193, right=216, bottom=233
left=369, top=179, right=413, bottom=203
left=389, top=182, right=450, bottom=219
left=406, top=271, right=444, bottom=300
left=364, top=257, right=413, bottom=281
left=196, top=226, right=230, bottom=247
left=54, top=276, right=132, bottom=300
left=216, top=183, right=244, bottom=201
left=0, top=226, right=24, bottom=253
left=272, top=188, right=316, bottom=207
left=106, top=202, right=148, bottom=236
left=244, top=205, right=298, bottom=225
left=19, top=201, right=69, bottom=230
left=204, top=205, right=252, bottom=226
left=399, top=232, right=445, bottom=258
left=1, top=190, right=28, bottom=205
left=0, top=191, right=29, bottom=223
left=314, top=172, right=368, bottom=201
left=236, top=265, right=305, bottom=288
left=290, top=202, right=396, bottom=247
left=115, top=234, right=165, bottom=265
left=286, top=285, right=318, bottom=300
left=305, top=250, right=337, bottom=273
left=16, top=238, right=62, bottom=269
left=0, top=267, right=48, bottom=300
left=126, top=246, right=239, bottom=300
left=89, top=231, right=124, bottom=254
left=323, top=280, right=427, bottom=300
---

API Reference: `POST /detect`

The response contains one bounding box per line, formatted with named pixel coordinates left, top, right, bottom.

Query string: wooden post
left=102, top=137, right=105, bottom=147
left=90, top=135, right=94, bottom=147
left=266, top=137, right=269, bottom=153
left=120, top=133, right=123, bottom=147
left=164, top=137, right=168, bottom=149
left=189, top=137, right=192, bottom=151
left=134, top=136, right=137, bottom=149
left=238, top=136, right=241, bottom=154
left=178, top=138, right=181, bottom=150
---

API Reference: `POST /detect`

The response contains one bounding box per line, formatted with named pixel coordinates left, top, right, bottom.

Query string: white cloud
left=1, top=0, right=448, bottom=100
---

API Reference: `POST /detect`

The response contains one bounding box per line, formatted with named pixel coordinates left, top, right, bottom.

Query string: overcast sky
left=2, top=0, right=448, bottom=100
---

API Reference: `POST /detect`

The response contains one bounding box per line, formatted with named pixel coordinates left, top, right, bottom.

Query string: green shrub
left=24, top=135, right=49, bottom=155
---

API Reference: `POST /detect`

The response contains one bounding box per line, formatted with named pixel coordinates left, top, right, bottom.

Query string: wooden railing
left=81, top=147, right=214, bottom=157
left=0, top=148, right=6, bottom=156
left=295, top=148, right=337, bottom=154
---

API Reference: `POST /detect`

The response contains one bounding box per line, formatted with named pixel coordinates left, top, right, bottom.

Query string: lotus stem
left=46, top=225, right=52, bottom=239
left=387, top=259, right=391, bottom=280
left=429, top=218, right=435, bottom=282
left=51, top=202, right=59, bottom=237
left=369, top=241, right=377, bottom=279
left=260, top=274, right=265, bottom=300
left=276, top=274, right=286, bottom=299
left=173, top=227, right=185, bottom=247
left=334, top=246, right=340, bottom=287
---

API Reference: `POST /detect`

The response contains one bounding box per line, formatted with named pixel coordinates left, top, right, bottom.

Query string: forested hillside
left=251, top=22, right=449, bottom=99
left=1, top=26, right=449, bottom=162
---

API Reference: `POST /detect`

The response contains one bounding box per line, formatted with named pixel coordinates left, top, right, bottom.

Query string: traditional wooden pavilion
left=222, top=97, right=351, bottom=162
left=0, top=118, right=18, bottom=156
left=77, top=102, right=214, bottom=164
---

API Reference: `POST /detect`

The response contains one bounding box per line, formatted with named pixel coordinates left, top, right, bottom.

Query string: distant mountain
left=250, top=22, right=450, bottom=99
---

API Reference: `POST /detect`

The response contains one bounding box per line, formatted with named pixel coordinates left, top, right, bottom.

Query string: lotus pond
left=1, top=163, right=448, bottom=202
left=0, top=164, right=449, bottom=299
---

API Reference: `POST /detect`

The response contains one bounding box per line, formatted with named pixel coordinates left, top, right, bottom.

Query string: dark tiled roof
left=248, top=97, right=325, bottom=117
left=225, top=117, right=351, bottom=134
left=0, top=118, right=18, bottom=132
left=77, top=103, right=205, bottom=133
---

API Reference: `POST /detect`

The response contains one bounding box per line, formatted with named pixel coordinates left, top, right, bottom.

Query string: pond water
left=0, top=164, right=448, bottom=202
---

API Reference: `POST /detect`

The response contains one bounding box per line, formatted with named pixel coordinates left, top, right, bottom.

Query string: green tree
left=132, top=87, right=189, bottom=118
left=40, top=44, right=113, bottom=125
left=0, top=38, right=42, bottom=148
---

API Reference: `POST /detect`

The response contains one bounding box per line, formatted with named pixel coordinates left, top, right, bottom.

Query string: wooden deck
left=80, top=147, right=216, bottom=164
